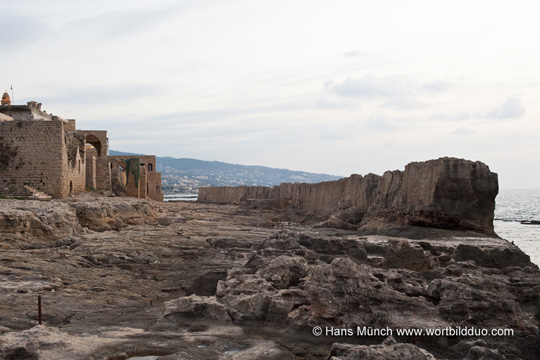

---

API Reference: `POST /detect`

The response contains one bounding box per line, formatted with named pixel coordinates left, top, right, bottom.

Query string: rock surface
left=326, top=340, right=437, bottom=360
left=162, top=229, right=539, bottom=359
left=0, top=193, right=538, bottom=359
left=0, top=200, right=80, bottom=245
left=198, top=157, right=499, bottom=236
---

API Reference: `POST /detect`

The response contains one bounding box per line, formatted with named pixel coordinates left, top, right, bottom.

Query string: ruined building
left=0, top=91, right=163, bottom=201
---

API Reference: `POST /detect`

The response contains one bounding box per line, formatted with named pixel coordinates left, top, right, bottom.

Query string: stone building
left=0, top=92, right=163, bottom=201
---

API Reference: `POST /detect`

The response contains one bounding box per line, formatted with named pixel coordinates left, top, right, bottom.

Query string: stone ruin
left=0, top=93, right=162, bottom=201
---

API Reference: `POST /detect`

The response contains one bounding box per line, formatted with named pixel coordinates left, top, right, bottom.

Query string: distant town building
left=0, top=96, right=162, bottom=201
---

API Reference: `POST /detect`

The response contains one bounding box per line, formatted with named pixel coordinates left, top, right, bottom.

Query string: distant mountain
left=109, top=150, right=343, bottom=194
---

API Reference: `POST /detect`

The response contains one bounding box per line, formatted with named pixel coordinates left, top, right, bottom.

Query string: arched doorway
left=85, top=135, right=102, bottom=157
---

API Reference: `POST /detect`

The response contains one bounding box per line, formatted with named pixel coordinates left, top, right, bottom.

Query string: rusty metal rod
left=38, top=295, right=42, bottom=325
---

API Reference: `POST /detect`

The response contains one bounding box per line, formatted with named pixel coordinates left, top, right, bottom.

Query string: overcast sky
left=2, top=0, right=539, bottom=188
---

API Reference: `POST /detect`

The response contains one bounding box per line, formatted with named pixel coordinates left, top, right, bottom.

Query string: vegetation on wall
left=124, top=158, right=140, bottom=189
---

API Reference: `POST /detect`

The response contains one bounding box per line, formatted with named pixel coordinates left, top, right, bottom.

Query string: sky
left=2, top=0, right=539, bottom=188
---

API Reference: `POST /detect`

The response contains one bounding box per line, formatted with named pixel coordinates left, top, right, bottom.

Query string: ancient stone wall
left=147, top=171, right=163, bottom=201
left=78, top=130, right=108, bottom=157
left=0, top=103, right=51, bottom=121
left=198, top=157, right=499, bottom=235
left=107, top=155, right=163, bottom=201
left=61, top=130, right=86, bottom=197
left=65, top=120, right=76, bottom=131
left=85, top=147, right=97, bottom=189
left=139, top=166, right=148, bottom=199
left=134, top=155, right=157, bottom=172
left=125, top=158, right=141, bottom=199
left=0, top=102, right=163, bottom=201
left=0, top=120, right=65, bottom=197
left=198, top=174, right=380, bottom=215
left=95, top=157, right=112, bottom=191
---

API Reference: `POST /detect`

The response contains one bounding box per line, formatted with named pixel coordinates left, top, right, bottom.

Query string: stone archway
left=85, top=134, right=103, bottom=157
left=77, top=130, right=109, bottom=158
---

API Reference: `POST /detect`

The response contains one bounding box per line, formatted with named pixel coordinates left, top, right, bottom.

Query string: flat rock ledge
left=0, top=194, right=538, bottom=359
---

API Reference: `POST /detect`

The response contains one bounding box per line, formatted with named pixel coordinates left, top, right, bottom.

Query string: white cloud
left=325, top=75, right=432, bottom=111
left=0, top=11, right=49, bottom=49
left=2, top=0, right=540, bottom=188
left=486, top=97, right=526, bottom=119
left=329, top=75, right=410, bottom=98
left=323, top=75, right=424, bottom=111
left=343, top=50, right=377, bottom=58
left=430, top=112, right=470, bottom=121
left=60, top=5, right=181, bottom=39
left=420, top=80, right=454, bottom=93
left=39, top=84, right=164, bottom=106
left=365, top=114, right=399, bottom=131
left=452, top=127, right=476, bottom=136
left=380, top=95, right=425, bottom=110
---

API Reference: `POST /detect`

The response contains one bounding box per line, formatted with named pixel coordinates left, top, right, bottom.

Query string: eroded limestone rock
left=326, top=341, right=437, bottom=360
left=62, top=194, right=159, bottom=231
left=199, top=157, right=499, bottom=237
left=162, top=294, right=232, bottom=324
left=162, top=229, right=539, bottom=359
left=0, top=200, right=80, bottom=243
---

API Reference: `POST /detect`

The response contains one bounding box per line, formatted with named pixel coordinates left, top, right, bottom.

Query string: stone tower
left=1, top=90, right=11, bottom=106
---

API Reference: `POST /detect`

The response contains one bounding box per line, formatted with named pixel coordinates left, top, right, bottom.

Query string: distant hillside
left=109, top=150, right=343, bottom=194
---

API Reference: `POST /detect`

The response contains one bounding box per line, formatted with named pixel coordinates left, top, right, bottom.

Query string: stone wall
left=198, top=173, right=380, bottom=215
left=0, top=102, right=163, bottom=201
left=95, top=157, right=112, bottom=192
left=0, top=120, right=65, bottom=197
left=198, top=157, right=499, bottom=236
left=78, top=130, right=108, bottom=157
left=0, top=103, right=51, bottom=121
left=65, top=119, right=76, bottom=131
left=61, top=131, right=86, bottom=197
left=135, top=164, right=146, bottom=199
left=85, top=148, right=97, bottom=189
left=0, top=119, right=89, bottom=198
left=107, top=155, right=163, bottom=201
left=147, top=171, right=163, bottom=201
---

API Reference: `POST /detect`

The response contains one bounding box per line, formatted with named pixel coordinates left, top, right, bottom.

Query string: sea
left=494, top=189, right=540, bottom=267
left=163, top=190, right=540, bottom=266
left=163, top=194, right=198, bottom=202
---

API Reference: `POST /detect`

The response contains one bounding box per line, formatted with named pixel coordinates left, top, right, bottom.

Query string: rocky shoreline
left=199, top=157, right=499, bottom=237
left=0, top=193, right=539, bottom=359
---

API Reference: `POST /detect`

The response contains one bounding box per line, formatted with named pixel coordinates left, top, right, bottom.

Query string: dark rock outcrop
left=198, top=157, right=498, bottom=236
left=326, top=340, right=437, bottom=360
left=161, top=230, right=539, bottom=359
